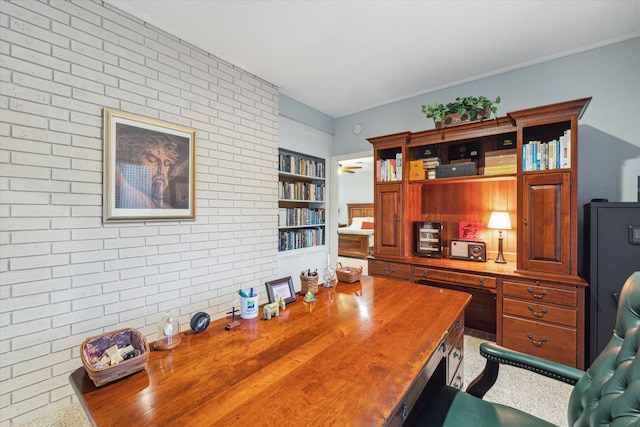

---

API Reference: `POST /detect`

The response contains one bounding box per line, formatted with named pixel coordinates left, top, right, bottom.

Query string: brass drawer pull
left=453, top=319, right=461, bottom=331
left=527, top=333, right=547, bottom=347
left=527, top=305, right=548, bottom=318
left=527, top=287, right=548, bottom=299
left=384, top=266, right=396, bottom=275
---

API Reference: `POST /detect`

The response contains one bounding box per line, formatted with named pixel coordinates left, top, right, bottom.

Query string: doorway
left=332, top=152, right=374, bottom=274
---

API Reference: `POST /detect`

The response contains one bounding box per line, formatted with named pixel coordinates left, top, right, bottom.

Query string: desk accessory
left=154, top=311, right=181, bottom=350
left=266, top=276, right=297, bottom=304
left=225, top=300, right=240, bottom=330
left=487, top=211, right=512, bottom=264
left=300, top=271, right=319, bottom=294
left=263, top=297, right=285, bottom=320
left=323, top=254, right=336, bottom=287
left=190, top=312, right=210, bottom=333
left=335, top=262, right=363, bottom=283
left=240, top=294, right=258, bottom=319
left=416, top=222, right=443, bottom=258
left=450, top=240, right=486, bottom=262
left=81, top=328, right=149, bottom=387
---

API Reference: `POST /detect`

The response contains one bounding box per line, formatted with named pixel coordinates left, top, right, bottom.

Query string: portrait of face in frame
left=103, top=108, right=196, bottom=222
left=265, top=277, right=297, bottom=304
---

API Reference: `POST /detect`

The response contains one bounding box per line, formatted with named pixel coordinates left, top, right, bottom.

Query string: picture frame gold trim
left=102, top=108, right=196, bottom=222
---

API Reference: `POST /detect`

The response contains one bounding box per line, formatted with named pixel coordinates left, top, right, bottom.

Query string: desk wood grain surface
left=70, top=276, right=470, bottom=426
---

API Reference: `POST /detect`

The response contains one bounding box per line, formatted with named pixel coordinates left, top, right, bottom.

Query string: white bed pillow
left=350, top=217, right=367, bottom=229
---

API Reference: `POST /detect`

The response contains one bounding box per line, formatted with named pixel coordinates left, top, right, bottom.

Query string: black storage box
left=448, top=142, right=479, bottom=161
left=435, top=162, right=477, bottom=178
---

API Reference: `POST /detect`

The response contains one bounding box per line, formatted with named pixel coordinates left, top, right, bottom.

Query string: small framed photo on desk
left=265, top=277, right=296, bottom=304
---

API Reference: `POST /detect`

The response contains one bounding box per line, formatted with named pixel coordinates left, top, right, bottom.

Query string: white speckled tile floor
left=21, top=330, right=571, bottom=427
left=464, top=331, right=572, bottom=427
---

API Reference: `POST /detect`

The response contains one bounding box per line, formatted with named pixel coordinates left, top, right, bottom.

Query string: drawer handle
left=453, top=374, right=463, bottom=389
left=453, top=319, right=461, bottom=331
left=453, top=346, right=462, bottom=360
left=528, top=305, right=548, bottom=318
left=384, top=266, right=396, bottom=275
left=400, top=403, right=409, bottom=421
left=422, top=269, right=428, bottom=277
left=440, top=342, right=447, bottom=353
left=527, top=333, right=547, bottom=347
left=527, top=288, right=548, bottom=299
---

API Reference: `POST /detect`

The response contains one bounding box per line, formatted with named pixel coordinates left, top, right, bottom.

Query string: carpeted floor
left=22, top=331, right=572, bottom=427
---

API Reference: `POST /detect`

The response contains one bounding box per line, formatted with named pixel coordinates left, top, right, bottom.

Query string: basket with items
left=300, top=269, right=319, bottom=294
left=335, top=262, right=363, bottom=283
left=81, top=328, right=150, bottom=387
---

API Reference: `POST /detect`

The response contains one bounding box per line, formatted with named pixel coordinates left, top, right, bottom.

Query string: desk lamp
left=488, top=212, right=511, bottom=264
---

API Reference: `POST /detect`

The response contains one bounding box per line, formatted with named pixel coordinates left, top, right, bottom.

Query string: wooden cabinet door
left=520, top=172, right=571, bottom=274
left=375, top=183, right=402, bottom=256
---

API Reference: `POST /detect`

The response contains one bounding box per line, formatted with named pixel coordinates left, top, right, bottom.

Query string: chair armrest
left=466, top=342, right=584, bottom=398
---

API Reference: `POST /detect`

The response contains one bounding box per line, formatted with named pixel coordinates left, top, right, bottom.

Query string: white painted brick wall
left=0, top=0, right=280, bottom=425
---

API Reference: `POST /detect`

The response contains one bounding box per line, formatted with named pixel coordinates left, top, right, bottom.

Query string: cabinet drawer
left=503, top=280, right=577, bottom=307
left=447, top=331, right=464, bottom=388
left=413, top=267, right=496, bottom=290
left=502, top=315, right=576, bottom=367
left=368, top=260, right=412, bottom=280
left=503, top=298, right=576, bottom=327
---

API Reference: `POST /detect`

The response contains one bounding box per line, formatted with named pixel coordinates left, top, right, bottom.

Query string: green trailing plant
left=421, top=96, right=501, bottom=124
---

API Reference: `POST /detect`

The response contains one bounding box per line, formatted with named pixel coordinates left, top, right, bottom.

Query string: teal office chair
left=416, top=271, right=640, bottom=426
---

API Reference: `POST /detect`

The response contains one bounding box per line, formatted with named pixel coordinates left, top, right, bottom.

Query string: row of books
left=279, top=228, right=325, bottom=251
left=279, top=182, right=325, bottom=201
left=376, top=153, right=402, bottom=182
left=279, top=154, right=325, bottom=178
left=278, top=207, right=325, bottom=227
left=522, top=130, right=571, bottom=171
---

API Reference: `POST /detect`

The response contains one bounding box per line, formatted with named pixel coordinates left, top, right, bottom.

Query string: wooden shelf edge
left=409, top=174, right=517, bottom=185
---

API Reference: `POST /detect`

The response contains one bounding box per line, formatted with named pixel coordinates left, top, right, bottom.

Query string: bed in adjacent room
left=338, top=203, right=374, bottom=258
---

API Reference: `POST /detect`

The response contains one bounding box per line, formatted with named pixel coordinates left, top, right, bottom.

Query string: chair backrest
left=568, top=271, right=640, bottom=426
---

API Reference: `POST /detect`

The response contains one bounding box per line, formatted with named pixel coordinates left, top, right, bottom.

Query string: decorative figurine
left=263, top=301, right=280, bottom=320
left=303, top=291, right=317, bottom=303
left=263, top=296, right=286, bottom=320
left=225, top=300, right=241, bottom=330
left=323, top=253, right=336, bottom=287
left=154, top=311, right=181, bottom=351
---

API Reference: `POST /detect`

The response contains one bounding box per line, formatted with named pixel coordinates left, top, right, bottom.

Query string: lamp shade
left=488, top=212, right=512, bottom=230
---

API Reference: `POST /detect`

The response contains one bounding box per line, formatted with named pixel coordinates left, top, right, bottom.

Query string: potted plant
left=421, top=96, right=500, bottom=128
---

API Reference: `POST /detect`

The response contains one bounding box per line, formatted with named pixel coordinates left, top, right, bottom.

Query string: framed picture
left=459, top=221, right=483, bottom=240
left=265, top=277, right=296, bottom=304
left=102, top=108, right=196, bottom=222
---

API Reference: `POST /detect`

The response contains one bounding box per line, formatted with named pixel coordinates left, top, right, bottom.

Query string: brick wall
left=0, top=0, right=280, bottom=424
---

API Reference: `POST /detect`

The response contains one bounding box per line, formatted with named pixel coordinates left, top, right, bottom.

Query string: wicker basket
left=335, top=262, right=363, bottom=283
left=81, top=328, right=150, bottom=387
left=300, top=274, right=319, bottom=294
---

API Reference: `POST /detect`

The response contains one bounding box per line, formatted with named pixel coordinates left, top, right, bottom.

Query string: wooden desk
left=70, top=276, right=470, bottom=426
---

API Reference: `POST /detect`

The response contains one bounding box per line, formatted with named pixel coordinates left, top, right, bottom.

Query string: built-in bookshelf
left=278, top=149, right=326, bottom=252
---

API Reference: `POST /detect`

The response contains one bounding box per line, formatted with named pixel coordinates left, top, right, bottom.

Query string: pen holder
left=300, top=274, right=319, bottom=295
left=240, top=295, right=259, bottom=319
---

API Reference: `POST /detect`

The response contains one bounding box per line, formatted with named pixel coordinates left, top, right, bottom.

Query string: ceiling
left=106, top=1, right=640, bottom=118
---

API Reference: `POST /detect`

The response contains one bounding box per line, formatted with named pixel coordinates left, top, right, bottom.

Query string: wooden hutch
left=368, top=98, right=591, bottom=369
